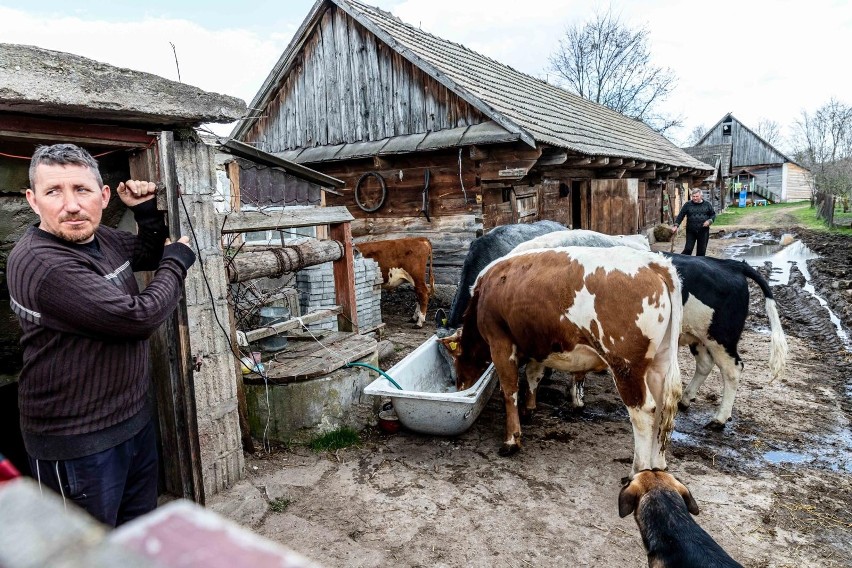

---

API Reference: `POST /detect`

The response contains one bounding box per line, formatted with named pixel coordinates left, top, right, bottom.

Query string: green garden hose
left=345, top=362, right=403, bottom=390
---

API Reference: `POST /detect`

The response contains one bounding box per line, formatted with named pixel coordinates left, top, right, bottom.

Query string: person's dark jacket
left=674, top=200, right=716, bottom=232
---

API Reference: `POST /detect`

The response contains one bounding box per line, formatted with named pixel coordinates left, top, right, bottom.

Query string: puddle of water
left=729, top=235, right=852, bottom=351
left=763, top=450, right=812, bottom=465
left=736, top=240, right=819, bottom=286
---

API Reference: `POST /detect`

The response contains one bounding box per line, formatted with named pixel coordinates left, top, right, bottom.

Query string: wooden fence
left=815, top=192, right=836, bottom=227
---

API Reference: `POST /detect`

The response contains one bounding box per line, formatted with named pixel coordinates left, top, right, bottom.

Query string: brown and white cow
left=356, top=237, right=435, bottom=327
left=438, top=246, right=683, bottom=476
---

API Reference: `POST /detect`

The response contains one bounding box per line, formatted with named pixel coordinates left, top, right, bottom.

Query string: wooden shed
left=0, top=43, right=253, bottom=503
left=232, top=0, right=713, bottom=285
left=686, top=113, right=813, bottom=203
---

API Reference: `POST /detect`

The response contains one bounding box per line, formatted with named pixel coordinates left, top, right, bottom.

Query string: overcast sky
left=2, top=0, right=850, bottom=149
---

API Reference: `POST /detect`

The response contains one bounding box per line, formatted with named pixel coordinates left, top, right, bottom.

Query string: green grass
left=714, top=201, right=852, bottom=235
left=307, top=427, right=361, bottom=452
left=269, top=497, right=291, bottom=513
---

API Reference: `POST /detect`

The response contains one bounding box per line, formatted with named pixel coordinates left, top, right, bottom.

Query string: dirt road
left=210, top=208, right=852, bottom=568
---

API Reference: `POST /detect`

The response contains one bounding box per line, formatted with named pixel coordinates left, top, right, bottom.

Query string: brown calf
left=439, top=246, right=683, bottom=476
left=356, top=237, right=434, bottom=328
left=619, top=470, right=743, bottom=567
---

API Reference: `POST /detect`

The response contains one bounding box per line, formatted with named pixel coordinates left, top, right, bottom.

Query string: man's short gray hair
left=29, top=144, right=103, bottom=189
left=691, top=188, right=703, bottom=195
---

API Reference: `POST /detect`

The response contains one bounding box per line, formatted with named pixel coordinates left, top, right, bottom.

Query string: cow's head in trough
left=435, top=308, right=461, bottom=383
left=437, top=327, right=490, bottom=391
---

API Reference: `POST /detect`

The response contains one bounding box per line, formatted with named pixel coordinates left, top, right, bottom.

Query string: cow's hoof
left=704, top=420, right=726, bottom=431
left=498, top=443, right=520, bottom=456
left=677, top=398, right=695, bottom=411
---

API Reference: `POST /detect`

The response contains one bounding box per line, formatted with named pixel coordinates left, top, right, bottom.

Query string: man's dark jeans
left=28, top=419, right=158, bottom=527
left=681, top=227, right=710, bottom=256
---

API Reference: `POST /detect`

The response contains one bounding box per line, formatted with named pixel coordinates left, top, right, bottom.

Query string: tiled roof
left=339, top=0, right=710, bottom=171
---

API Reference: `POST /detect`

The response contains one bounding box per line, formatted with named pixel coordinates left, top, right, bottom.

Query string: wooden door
left=590, top=179, right=639, bottom=235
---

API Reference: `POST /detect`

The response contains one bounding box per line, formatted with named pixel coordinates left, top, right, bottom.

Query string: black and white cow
left=435, top=220, right=564, bottom=335
left=568, top=253, right=788, bottom=429
left=511, top=229, right=651, bottom=254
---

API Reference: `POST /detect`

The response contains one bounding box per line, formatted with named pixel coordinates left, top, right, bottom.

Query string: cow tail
left=659, top=262, right=684, bottom=451
left=428, top=242, right=435, bottom=297
left=740, top=262, right=789, bottom=382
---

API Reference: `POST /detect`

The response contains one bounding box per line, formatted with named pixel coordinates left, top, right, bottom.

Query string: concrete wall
left=244, top=351, right=381, bottom=444
left=175, top=141, right=245, bottom=497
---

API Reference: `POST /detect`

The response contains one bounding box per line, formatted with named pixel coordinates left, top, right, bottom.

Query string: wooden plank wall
left=785, top=163, right=813, bottom=201
left=319, top=150, right=481, bottom=284
left=703, top=118, right=788, bottom=168
left=244, top=6, right=485, bottom=153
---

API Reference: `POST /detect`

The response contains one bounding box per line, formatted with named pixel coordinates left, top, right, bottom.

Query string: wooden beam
left=220, top=206, right=354, bottom=234
left=373, top=155, right=392, bottom=169
left=601, top=168, right=627, bottom=179
left=329, top=221, right=358, bottom=333
left=226, top=161, right=241, bottom=213
left=244, top=307, right=343, bottom=343
left=566, top=156, right=593, bottom=166
left=218, top=139, right=345, bottom=192
left=0, top=115, right=155, bottom=147
left=469, top=145, right=489, bottom=160
left=590, top=157, right=610, bottom=167
left=536, top=149, right=568, bottom=167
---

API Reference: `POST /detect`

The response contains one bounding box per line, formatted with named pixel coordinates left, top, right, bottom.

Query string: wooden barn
left=686, top=113, right=813, bottom=203
left=232, top=0, right=713, bottom=284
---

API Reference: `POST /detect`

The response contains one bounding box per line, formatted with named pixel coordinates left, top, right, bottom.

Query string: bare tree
left=755, top=118, right=784, bottom=147
left=548, top=8, right=680, bottom=133
left=686, top=125, right=707, bottom=146
left=792, top=98, right=852, bottom=200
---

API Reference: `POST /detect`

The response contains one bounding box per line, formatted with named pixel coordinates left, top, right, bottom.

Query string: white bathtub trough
left=363, top=335, right=496, bottom=436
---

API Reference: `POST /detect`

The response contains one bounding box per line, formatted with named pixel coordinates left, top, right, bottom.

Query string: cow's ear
left=618, top=481, right=640, bottom=518
left=438, top=333, right=462, bottom=357
left=435, top=308, right=448, bottom=330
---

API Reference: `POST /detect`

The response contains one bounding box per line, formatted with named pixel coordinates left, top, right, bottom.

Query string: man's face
left=691, top=191, right=703, bottom=203
left=26, top=163, right=110, bottom=243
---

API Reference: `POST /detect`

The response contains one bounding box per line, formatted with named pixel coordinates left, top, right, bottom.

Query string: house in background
left=233, top=0, right=713, bottom=284
left=684, top=113, right=812, bottom=204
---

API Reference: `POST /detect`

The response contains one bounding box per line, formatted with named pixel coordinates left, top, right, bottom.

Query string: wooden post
left=157, top=131, right=205, bottom=504
left=329, top=221, right=358, bottom=333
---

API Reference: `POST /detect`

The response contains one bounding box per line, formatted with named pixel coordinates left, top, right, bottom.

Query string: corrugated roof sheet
left=338, top=0, right=710, bottom=172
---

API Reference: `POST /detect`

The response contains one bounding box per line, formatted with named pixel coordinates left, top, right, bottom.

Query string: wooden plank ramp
left=243, top=332, right=378, bottom=384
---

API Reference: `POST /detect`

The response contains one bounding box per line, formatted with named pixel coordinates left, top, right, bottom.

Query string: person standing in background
left=7, top=144, right=195, bottom=526
left=672, top=188, right=716, bottom=256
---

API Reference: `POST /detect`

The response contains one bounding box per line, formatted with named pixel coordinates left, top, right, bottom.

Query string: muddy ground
left=210, top=215, right=852, bottom=568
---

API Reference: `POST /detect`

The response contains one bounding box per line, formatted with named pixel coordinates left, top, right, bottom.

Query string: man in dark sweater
left=672, top=188, right=716, bottom=256
left=7, top=144, right=196, bottom=526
